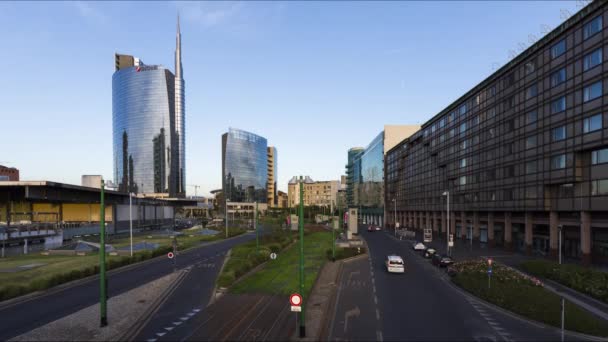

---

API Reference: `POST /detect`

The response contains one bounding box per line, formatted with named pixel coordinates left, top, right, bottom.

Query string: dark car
left=432, top=254, right=454, bottom=267
left=423, top=247, right=437, bottom=258
left=367, top=225, right=375, bottom=232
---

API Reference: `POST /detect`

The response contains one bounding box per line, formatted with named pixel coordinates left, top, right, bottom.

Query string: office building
left=288, top=176, right=340, bottom=208
left=112, top=17, right=185, bottom=198
left=222, top=128, right=269, bottom=204
left=267, top=146, right=278, bottom=207
left=346, top=125, right=419, bottom=226
left=0, top=165, right=19, bottom=181
left=277, top=190, right=288, bottom=208
left=385, top=1, right=608, bottom=265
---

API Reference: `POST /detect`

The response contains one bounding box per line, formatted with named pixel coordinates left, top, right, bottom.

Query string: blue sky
left=0, top=1, right=583, bottom=196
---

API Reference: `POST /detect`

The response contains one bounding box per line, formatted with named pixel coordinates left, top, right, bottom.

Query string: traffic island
left=450, top=259, right=608, bottom=338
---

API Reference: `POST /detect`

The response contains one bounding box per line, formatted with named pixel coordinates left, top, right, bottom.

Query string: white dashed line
left=164, top=327, right=174, bottom=331
left=173, top=321, right=182, bottom=326
left=376, top=309, right=380, bottom=320
left=156, top=332, right=166, bottom=337
left=376, top=330, right=383, bottom=341
left=147, top=339, right=157, bottom=342
left=187, top=312, right=195, bottom=316
left=180, top=316, right=190, bottom=321
left=193, top=308, right=201, bottom=312
left=374, top=295, right=378, bottom=304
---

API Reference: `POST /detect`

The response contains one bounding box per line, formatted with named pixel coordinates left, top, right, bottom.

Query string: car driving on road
left=412, top=241, right=426, bottom=251
left=423, top=247, right=437, bottom=258
left=385, top=255, right=405, bottom=273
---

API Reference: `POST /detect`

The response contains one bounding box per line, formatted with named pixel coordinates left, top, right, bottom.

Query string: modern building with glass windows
left=112, top=17, right=185, bottom=198
left=385, top=1, right=608, bottom=265
left=346, top=125, right=419, bottom=227
left=222, top=128, right=269, bottom=204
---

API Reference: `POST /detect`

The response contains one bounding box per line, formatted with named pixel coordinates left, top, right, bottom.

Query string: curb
left=208, top=249, right=232, bottom=307
left=0, top=231, right=250, bottom=310
left=445, top=275, right=607, bottom=341
left=116, top=267, right=191, bottom=342
left=319, top=260, right=344, bottom=341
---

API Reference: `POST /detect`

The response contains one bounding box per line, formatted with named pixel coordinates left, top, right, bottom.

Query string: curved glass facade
left=222, top=128, right=268, bottom=203
left=112, top=65, right=178, bottom=195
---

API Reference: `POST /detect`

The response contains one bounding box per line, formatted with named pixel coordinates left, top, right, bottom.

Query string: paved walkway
left=397, top=229, right=608, bottom=322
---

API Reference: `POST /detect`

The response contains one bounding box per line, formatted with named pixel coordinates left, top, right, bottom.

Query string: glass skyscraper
left=112, top=17, right=185, bottom=197
left=222, top=128, right=268, bottom=203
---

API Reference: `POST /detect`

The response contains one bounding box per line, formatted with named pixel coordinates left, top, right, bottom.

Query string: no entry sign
left=168, top=252, right=175, bottom=259
left=290, top=293, right=302, bottom=306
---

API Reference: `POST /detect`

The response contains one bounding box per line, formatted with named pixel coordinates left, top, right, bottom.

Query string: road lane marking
left=147, top=339, right=157, bottom=342
left=180, top=316, right=190, bottom=321
left=156, top=332, right=166, bottom=337
left=374, top=295, right=378, bottom=304
left=343, top=306, right=361, bottom=333
left=164, top=327, right=174, bottom=331
left=376, top=309, right=380, bottom=321
left=193, top=308, right=201, bottom=312
left=172, top=321, right=182, bottom=326
left=376, top=330, right=383, bottom=341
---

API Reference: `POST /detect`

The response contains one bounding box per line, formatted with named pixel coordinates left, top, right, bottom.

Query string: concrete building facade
left=385, top=1, right=608, bottom=265
left=288, top=176, right=340, bottom=208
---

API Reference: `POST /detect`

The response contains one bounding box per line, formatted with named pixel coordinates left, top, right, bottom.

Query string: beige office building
left=288, top=176, right=340, bottom=208
left=267, top=146, right=277, bottom=207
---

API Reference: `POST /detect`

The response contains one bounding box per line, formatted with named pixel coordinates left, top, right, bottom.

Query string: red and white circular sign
left=290, top=293, right=302, bottom=306
left=168, top=252, right=175, bottom=259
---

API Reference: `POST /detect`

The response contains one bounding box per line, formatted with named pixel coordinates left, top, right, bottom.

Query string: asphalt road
left=330, top=227, right=598, bottom=341
left=0, top=231, right=256, bottom=341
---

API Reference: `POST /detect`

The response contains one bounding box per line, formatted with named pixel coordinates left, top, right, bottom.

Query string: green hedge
left=520, top=260, right=608, bottom=304
left=453, top=260, right=608, bottom=337
left=326, top=247, right=366, bottom=261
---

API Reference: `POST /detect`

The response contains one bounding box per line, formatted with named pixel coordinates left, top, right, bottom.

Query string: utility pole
left=99, top=179, right=107, bottom=327
left=298, top=176, right=306, bottom=337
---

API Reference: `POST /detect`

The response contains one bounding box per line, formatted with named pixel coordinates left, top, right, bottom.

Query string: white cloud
left=176, top=1, right=244, bottom=28
left=67, top=1, right=107, bottom=24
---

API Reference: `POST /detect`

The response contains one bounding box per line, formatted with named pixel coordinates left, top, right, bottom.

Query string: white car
left=412, top=242, right=426, bottom=251
left=385, top=255, right=405, bottom=273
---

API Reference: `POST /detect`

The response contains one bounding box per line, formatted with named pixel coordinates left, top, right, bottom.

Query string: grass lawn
left=452, top=260, right=608, bottom=337
left=0, top=227, right=246, bottom=302
left=230, top=231, right=332, bottom=298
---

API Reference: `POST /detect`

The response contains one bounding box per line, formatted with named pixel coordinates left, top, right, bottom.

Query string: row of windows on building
left=424, top=15, right=604, bottom=140
left=429, top=78, right=604, bottom=152
left=394, top=175, right=608, bottom=205
left=390, top=145, right=608, bottom=190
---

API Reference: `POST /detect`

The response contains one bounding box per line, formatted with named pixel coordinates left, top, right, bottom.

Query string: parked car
left=412, top=242, right=426, bottom=251
left=368, top=225, right=375, bottom=232
left=423, top=248, right=437, bottom=258
left=375, top=225, right=381, bottom=231
left=385, top=255, right=405, bottom=273
left=432, top=254, right=454, bottom=267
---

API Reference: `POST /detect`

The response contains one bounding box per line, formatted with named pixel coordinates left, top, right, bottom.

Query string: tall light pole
left=99, top=179, right=107, bottom=327
left=129, top=192, right=133, bottom=257
left=443, top=191, right=450, bottom=256
left=558, top=224, right=564, bottom=342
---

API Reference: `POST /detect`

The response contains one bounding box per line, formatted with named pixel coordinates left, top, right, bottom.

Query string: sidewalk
left=391, top=228, right=608, bottom=322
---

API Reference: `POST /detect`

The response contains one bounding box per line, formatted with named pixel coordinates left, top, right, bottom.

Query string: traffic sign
left=167, top=252, right=174, bottom=259
left=270, top=252, right=277, bottom=260
left=291, top=305, right=301, bottom=312
left=448, top=234, right=454, bottom=247
left=290, top=293, right=302, bottom=306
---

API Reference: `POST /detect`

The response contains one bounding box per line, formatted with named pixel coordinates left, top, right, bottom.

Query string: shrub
left=521, top=260, right=608, bottom=304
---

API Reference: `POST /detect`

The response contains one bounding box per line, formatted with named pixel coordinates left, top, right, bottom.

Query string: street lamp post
left=129, top=192, right=133, bottom=257
left=255, top=202, right=259, bottom=254
left=332, top=200, right=336, bottom=262
left=99, top=179, right=107, bottom=327
left=442, top=191, right=450, bottom=256
left=558, top=224, right=564, bottom=342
